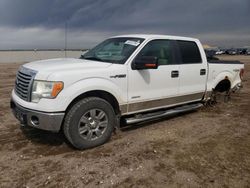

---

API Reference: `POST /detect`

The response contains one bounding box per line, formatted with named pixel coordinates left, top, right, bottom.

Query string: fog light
left=31, top=116, right=39, bottom=126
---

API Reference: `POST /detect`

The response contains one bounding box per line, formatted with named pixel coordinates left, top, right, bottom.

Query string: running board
left=125, top=103, right=203, bottom=125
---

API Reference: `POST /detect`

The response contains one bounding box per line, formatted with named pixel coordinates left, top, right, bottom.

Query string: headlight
left=31, top=80, right=64, bottom=103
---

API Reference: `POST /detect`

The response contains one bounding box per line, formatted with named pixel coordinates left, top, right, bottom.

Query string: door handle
left=171, top=70, right=179, bottom=78
left=200, top=69, right=206, bottom=75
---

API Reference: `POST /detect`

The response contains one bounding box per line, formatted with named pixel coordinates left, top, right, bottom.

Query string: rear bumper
left=232, top=83, right=243, bottom=92
left=10, top=99, right=64, bottom=132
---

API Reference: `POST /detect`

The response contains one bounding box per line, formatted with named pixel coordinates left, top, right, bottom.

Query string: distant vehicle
left=226, top=49, right=237, bottom=55
left=215, top=50, right=225, bottom=55
left=236, top=48, right=247, bottom=55
left=204, top=50, right=219, bottom=61
left=242, top=49, right=247, bottom=55
left=246, top=49, right=250, bottom=55
left=205, top=49, right=216, bottom=56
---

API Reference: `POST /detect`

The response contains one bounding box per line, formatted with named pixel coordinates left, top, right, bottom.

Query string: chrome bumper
left=10, top=100, right=64, bottom=132
left=232, top=83, right=243, bottom=92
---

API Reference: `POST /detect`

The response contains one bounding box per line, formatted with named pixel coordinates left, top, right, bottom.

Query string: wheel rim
left=78, top=109, right=108, bottom=141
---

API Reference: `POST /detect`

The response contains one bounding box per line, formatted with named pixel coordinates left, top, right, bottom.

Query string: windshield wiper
left=81, top=56, right=103, bottom=62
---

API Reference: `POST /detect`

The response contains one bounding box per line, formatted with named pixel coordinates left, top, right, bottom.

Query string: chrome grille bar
left=14, top=66, right=37, bottom=101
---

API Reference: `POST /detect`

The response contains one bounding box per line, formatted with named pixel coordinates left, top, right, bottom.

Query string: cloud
left=0, top=0, right=249, bottom=49
left=0, top=26, right=112, bottom=49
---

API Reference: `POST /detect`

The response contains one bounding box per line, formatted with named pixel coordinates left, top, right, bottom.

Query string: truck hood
left=23, top=58, right=112, bottom=73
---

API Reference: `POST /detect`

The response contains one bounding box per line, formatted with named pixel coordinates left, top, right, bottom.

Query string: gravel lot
left=0, top=55, right=249, bottom=187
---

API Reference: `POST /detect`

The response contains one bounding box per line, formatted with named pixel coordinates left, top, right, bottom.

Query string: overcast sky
left=0, top=0, right=249, bottom=49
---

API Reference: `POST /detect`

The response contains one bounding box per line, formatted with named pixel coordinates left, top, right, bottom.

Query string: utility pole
left=65, top=21, right=67, bottom=58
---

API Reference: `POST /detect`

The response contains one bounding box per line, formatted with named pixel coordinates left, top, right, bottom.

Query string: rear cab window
left=177, top=40, right=202, bottom=64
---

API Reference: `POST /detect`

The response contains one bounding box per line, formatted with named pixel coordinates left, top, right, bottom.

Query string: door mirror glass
left=132, top=56, right=158, bottom=70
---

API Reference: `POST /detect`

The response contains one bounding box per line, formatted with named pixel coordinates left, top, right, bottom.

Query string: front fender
left=59, top=78, right=126, bottom=110
left=33, top=78, right=127, bottom=112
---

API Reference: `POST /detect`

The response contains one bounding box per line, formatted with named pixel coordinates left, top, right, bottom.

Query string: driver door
left=127, top=39, right=180, bottom=113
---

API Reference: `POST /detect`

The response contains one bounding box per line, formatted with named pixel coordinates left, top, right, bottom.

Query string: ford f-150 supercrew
left=10, top=34, right=244, bottom=149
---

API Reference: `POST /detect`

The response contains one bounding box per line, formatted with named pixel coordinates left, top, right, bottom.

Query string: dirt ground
left=0, top=55, right=249, bottom=188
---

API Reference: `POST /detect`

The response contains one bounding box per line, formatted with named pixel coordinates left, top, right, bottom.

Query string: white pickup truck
left=11, top=34, right=244, bottom=149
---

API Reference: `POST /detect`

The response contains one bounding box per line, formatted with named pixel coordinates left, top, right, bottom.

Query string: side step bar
left=125, top=103, right=203, bottom=124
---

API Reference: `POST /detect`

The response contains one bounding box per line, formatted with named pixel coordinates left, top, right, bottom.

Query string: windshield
left=80, top=37, right=144, bottom=64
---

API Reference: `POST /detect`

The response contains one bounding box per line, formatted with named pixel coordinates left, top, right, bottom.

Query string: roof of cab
left=111, top=34, right=198, bottom=42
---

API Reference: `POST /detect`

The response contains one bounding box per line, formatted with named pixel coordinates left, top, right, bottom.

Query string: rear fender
left=207, top=71, right=233, bottom=92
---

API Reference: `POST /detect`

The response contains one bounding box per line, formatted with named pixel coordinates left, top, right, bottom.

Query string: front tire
left=63, top=97, right=116, bottom=149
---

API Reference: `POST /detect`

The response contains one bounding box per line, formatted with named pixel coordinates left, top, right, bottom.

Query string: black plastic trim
left=209, top=60, right=244, bottom=64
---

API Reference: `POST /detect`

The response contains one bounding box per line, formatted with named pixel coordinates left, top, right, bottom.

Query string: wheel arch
left=214, top=78, right=231, bottom=92
left=207, top=71, right=233, bottom=93
left=65, top=90, right=121, bottom=116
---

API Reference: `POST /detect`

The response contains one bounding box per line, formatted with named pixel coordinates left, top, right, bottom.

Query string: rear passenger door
left=177, top=40, right=207, bottom=100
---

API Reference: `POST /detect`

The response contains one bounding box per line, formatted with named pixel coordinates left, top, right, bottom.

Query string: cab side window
left=137, top=40, right=173, bottom=65
left=177, top=40, right=202, bottom=64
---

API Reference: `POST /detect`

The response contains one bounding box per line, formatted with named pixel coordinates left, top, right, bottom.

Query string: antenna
left=64, top=21, right=67, bottom=58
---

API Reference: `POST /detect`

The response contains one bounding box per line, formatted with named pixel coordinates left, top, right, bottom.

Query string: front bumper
left=10, top=99, right=65, bottom=132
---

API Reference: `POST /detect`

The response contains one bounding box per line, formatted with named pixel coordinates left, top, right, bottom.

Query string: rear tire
left=63, top=97, right=116, bottom=149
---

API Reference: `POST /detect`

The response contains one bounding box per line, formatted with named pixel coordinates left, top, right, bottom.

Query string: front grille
left=15, top=66, right=37, bottom=101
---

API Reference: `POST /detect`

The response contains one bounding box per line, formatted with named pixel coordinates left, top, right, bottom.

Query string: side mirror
left=80, top=50, right=89, bottom=58
left=132, top=56, right=158, bottom=70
